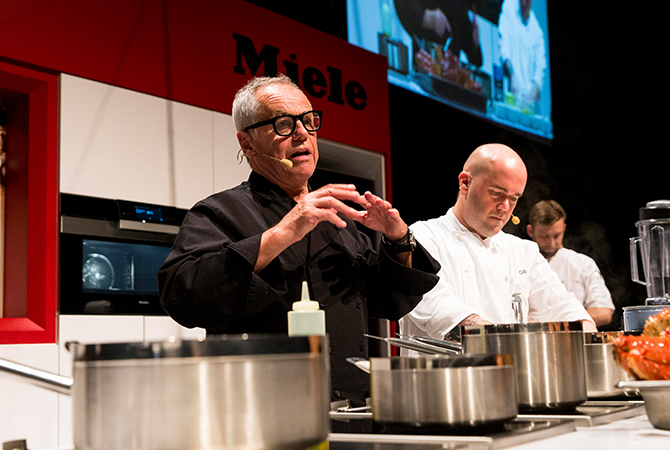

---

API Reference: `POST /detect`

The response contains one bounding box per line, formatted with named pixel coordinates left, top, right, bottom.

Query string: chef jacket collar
left=248, top=171, right=319, bottom=205
left=446, top=209, right=500, bottom=250
left=248, top=171, right=295, bottom=202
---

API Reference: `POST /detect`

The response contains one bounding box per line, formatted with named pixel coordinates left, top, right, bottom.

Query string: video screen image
left=347, top=0, right=552, bottom=140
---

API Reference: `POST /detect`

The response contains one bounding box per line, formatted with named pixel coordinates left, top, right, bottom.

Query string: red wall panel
left=0, top=0, right=390, bottom=155
left=0, top=62, right=58, bottom=344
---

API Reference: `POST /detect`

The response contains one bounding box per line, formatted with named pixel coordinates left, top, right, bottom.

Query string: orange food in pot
left=613, top=308, right=670, bottom=380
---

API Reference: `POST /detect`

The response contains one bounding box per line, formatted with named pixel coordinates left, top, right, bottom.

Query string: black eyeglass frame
left=243, top=110, right=323, bottom=136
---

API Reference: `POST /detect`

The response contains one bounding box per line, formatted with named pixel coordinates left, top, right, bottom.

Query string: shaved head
left=454, top=144, right=528, bottom=238
left=463, top=144, right=527, bottom=180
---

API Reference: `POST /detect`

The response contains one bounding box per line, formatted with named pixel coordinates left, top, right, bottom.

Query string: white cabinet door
left=213, top=111, right=251, bottom=192
left=60, top=74, right=214, bottom=209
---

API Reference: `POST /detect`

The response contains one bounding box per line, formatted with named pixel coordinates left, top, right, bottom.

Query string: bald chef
left=399, top=143, right=596, bottom=349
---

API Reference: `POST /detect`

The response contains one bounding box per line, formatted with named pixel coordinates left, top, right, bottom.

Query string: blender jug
left=630, top=200, right=670, bottom=303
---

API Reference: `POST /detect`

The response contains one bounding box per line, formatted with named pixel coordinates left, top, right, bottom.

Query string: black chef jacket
left=158, top=171, right=440, bottom=406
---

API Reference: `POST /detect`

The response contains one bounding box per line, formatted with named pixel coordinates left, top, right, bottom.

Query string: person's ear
left=526, top=224, right=534, bottom=239
left=458, top=171, right=472, bottom=192
left=236, top=130, right=256, bottom=158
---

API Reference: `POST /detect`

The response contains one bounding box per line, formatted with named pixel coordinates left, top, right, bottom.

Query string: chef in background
left=498, top=0, right=547, bottom=113
left=526, top=200, right=614, bottom=327
left=399, top=143, right=596, bottom=349
left=158, top=74, right=440, bottom=407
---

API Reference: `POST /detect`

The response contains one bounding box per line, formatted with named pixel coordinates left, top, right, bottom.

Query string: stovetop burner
left=329, top=418, right=575, bottom=449
left=517, top=400, right=645, bottom=427
left=328, top=400, right=646, bottom=449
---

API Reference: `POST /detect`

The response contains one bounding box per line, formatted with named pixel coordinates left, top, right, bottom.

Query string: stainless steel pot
left=619, top=380, right=670, bottom=430
left=583, top=332, right=636, bottom=398
left=461, top=322, right=587, bottom=411
left=369, top=354, right=518, bottom=427
left=1, top=334, right=330, bottom=450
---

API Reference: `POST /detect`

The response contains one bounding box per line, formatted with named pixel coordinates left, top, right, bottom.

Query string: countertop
left=507, top=414, right=670, bottom=450
left=328, top=406, right=670, bottom=450
left=33, top=411, right=670, bottom=450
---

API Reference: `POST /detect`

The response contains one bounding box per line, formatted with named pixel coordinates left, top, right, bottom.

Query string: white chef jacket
left=399, top=209, right=594, bottom=342
left=548, top=247, right=615, bottom=311
left=498, top=0, right=546, bottom=99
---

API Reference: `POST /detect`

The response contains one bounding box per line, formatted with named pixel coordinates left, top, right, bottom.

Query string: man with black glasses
left=158, top=74, right=439, bottom=407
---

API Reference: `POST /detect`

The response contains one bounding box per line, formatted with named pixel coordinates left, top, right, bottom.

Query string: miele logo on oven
left=232, top=33, right=368, bottom=111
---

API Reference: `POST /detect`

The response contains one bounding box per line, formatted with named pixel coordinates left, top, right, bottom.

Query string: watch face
left=407, top=230, right=417, bottom=251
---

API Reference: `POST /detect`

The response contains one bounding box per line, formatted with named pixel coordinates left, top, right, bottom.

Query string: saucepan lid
left=68, top=333, right=325, bottom=362
left=461, top=321, right=584, bottom=336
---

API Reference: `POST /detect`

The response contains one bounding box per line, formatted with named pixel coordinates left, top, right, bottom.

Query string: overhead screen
left=347, top=0, right=552, bottom=140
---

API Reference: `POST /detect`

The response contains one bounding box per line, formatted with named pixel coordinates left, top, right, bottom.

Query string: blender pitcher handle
left=652, top=225, right=668, bottom=298
left=630, top=236, right=650, bottom=286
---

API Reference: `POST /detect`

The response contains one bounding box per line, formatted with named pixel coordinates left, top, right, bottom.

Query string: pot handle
left=365, top=334, right=460, bottom=355
left=346, top=357, right=370, bottom=374
left=0, top=358, right=73, bottom=395
left=653, top=225, right=668, bottom=298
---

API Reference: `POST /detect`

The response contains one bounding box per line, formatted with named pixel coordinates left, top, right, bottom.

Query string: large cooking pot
left=583, top=332, right=636, bottom=398
left=0, top=334, right=330, bottom=450
left=369, top=354, right=518, bottom=427
left=461, top=322, right=587, bottom=411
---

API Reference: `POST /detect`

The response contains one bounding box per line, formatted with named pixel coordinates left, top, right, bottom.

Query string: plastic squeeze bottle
left=288, top=281, right=326, bottom=336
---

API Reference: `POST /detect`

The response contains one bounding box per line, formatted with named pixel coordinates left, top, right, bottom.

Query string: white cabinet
left=0, top=344, right=59, bottom=450
left=59, top=74, right=218, bottom=209
left=144, top=316, right=206, bottom=342
left=213, top=110, right=251, bottom=193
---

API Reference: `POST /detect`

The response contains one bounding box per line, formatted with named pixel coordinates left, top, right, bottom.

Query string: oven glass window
left=81, top=239, right=171, bottom=295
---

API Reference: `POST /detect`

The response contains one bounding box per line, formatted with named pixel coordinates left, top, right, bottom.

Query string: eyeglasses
left=243, top=110, right=323, bottom=136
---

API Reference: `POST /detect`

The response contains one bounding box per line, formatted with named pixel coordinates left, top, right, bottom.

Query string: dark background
left=245, top=0, right=666, bottom=330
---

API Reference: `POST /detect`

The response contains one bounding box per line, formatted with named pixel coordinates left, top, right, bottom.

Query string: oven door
left=60, top=231, right=174, bottom=315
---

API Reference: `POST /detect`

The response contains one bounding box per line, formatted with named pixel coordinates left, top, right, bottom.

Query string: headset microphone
left=258, top=153, right=293, bottom=169
left=511, top=215, right=520, bottom=225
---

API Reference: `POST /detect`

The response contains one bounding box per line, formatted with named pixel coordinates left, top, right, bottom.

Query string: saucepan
left=371, top=322, right=591, bottom=411
left=618, top=380, right=670, bottom=430
left=583, top=332, right=637, bottom=398
left=0, top=334, right=330, bottom=450
left=460, top=322, right=588, bottom=411
left=350, top=353, right=518, bottom=427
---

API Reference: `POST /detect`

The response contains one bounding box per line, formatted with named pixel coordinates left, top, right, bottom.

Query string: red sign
left=0, top=0, right=390, bottom=154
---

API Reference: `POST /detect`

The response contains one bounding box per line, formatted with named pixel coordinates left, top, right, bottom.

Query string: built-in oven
left=59, top=193, right=187, bottom=315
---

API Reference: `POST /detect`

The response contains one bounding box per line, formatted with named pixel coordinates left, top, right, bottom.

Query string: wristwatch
left=382, top=228, right=417, bottom=254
